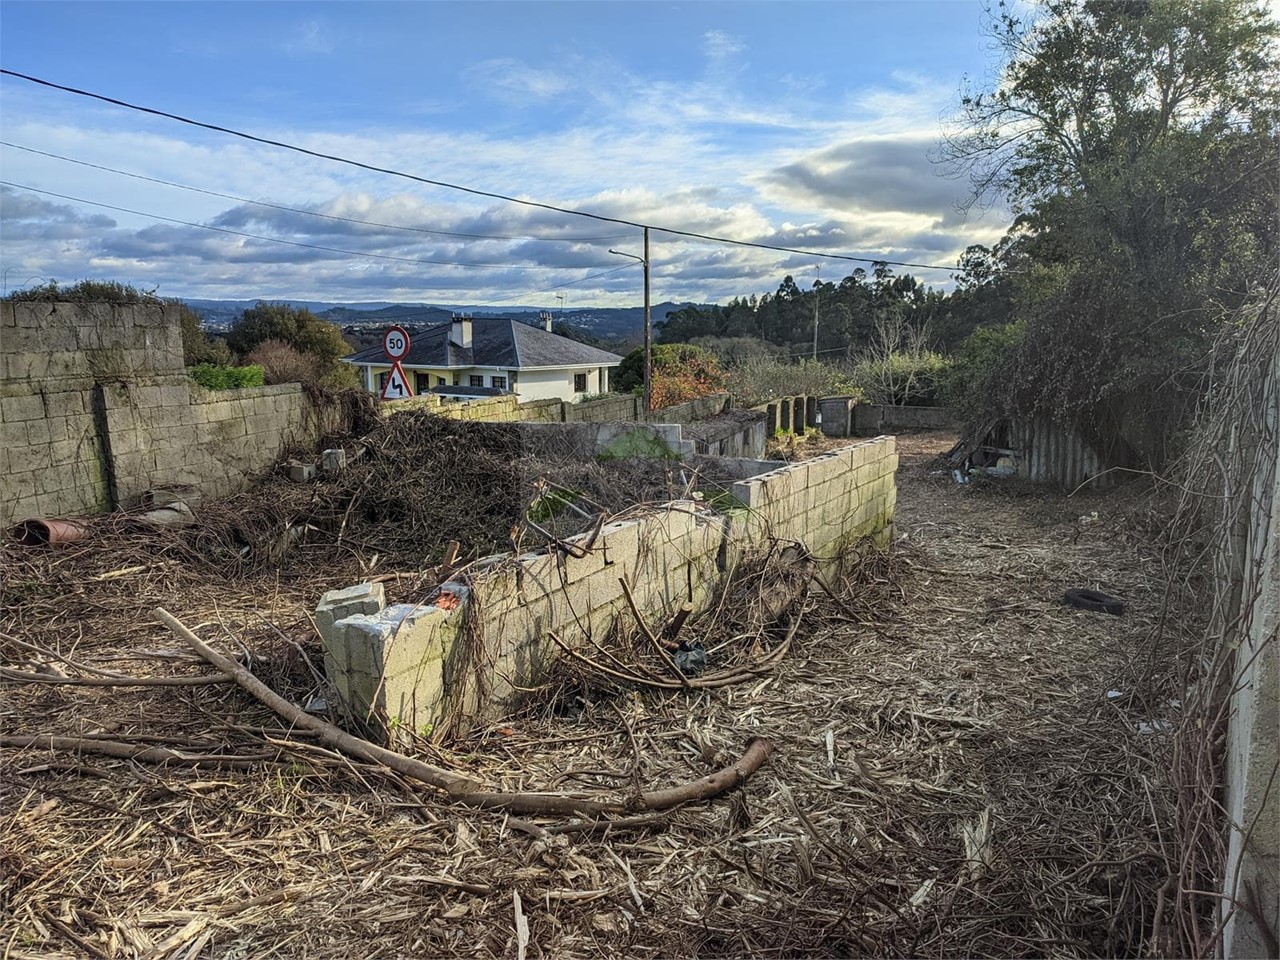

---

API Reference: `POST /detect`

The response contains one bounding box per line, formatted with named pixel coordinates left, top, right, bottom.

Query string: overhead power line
left=0, top=141, right=631, bottom=244
left=1, top=181, right=620, bottom=271
left=0, top=69, right=959, bottom=273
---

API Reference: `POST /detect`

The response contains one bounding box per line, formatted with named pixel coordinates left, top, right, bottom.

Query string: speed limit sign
left=382, top=325, right=411, bottom=362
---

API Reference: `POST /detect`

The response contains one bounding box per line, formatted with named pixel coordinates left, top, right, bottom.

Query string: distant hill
left=184, top=298, right=709, bottom=342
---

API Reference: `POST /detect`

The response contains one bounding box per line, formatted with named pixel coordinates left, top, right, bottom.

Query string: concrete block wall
left=684, top=415, right=768, bottom=459
left=318, top=436, right=898, bottom=743
left=644, top=393, right=732, bottom=424
left=854, top=403, right=957, bottom=435
left=513, top=421, right=695, bottom=460
left=753, top=395, right=817, bottom=436
left=819, top=396, right=857, bottom=438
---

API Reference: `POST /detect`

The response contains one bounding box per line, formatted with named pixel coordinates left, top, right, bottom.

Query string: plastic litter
left=673, top=641, right=707, bottom=677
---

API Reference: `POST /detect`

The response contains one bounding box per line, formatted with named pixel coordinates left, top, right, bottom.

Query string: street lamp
left=609, top=227, right=651, bottom=414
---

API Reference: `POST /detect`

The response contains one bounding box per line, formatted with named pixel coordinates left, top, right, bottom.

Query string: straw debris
left=1, top=428, right=1196, bottom=958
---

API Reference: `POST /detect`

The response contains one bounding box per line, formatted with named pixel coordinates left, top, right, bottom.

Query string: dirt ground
left=1, top=430, right=1190, bottom=958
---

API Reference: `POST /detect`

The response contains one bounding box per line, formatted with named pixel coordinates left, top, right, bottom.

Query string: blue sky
left=0, top=1, right=1012, bottom=307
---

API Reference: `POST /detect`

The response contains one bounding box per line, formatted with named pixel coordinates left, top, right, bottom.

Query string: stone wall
left=1, top=301, right=342, bottom=527
left=1, top=300, right=184, bottom=523
left=102, top=380, right=327, bottom=503
left=854, top=404, right=957, bottom=435
left=317, top=436, right=897, bottom=742
left=567, top=394, right=640, bottom=423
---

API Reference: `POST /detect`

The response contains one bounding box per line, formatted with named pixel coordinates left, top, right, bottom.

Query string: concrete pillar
left=793, top=396, right=807, bottom=434
left=778, top=398, right=792, bottom=434
left=819, top=397, right=854, bottom=437
left=765, top=403, right=778, bottom=434
left=1222, top=364, right=1280, bottom=958
left=315, top=581, right=386, bottom=710
left=805, top=396, right=818, bottom=429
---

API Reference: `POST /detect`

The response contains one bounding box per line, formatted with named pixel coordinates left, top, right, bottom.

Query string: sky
left=0, top=1, right=1014, bottom=308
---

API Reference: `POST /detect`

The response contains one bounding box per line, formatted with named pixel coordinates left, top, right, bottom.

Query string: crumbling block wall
left=319, top=436, right=898, bottom=743
left=684, top=414, right=768, bottom=459
left=753, top=394, right=816, bottom=436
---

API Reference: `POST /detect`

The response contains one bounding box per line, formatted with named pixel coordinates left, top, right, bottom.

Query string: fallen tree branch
left=620, top=578, right=690, bottom=687
left=0, top=667, right=231, bottom=687
left=547, top=609, right=804, bottom=691
left=153, top=607, right=485, bottom=796
left=152, top=606, right=773, bottom=817
left=2, top=734, right=273, bottom=768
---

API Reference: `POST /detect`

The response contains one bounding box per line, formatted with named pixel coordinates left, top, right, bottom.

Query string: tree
left=614, top=343, right=728, bottom=407
left=175, top=301, right=233, bottom=367
left=940, top=0, right=1280, bottom=464
left=226, top=302, right=357, bottom=388
left=226, top=302, right=351, bottom=363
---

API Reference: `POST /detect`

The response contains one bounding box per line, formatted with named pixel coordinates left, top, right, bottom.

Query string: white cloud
left=0, top=47, right=1008, bottom=302
left=463, top=58, right=574, bottom=105
left=284, top=20, right=335, bottom=56
left=703, top=29, right=746, bottom=61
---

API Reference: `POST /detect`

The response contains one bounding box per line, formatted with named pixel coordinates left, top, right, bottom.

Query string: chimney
left=451, top=312, right=472, bottom=349
left=540, top=311, right=553, bottom=333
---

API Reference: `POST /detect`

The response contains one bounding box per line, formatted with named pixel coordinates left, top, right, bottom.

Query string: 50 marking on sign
left=382, top=325, right=411, bottom=362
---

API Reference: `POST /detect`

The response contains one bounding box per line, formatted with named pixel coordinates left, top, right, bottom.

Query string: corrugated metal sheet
left=1010, top=418, right=1112, bottom=490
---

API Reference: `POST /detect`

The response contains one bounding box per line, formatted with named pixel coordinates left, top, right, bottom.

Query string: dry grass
left=1, top=429, right=1195, bottom=958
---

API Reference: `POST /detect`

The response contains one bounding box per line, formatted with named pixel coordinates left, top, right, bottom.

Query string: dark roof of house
left=344, top=318, right=623, bottom=369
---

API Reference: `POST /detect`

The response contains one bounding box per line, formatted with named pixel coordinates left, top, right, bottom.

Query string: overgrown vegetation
left=226, top=303, right=359, bottom=389
left=614, top=343, right=729, bottom=407
left=725, top=356, right=860, bottom=407
left=188, top=363, right=265, bottom=391
left=938, top=0, right=1279, bottom=467
left=4, top=279, right=159, bottom=303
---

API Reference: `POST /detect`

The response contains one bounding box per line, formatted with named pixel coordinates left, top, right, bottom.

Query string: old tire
left=1062, top=588, right=1126, bottom=616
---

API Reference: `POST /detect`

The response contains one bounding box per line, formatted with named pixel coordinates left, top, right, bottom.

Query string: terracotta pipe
left=12, top=518, right=89, bottom=547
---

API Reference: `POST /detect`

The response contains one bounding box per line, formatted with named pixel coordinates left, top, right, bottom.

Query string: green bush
left=851, top=351, right=952, bottom=406
left=4, top=279, right=158, bottom=302
left=188, top=363, right=265, bottom=390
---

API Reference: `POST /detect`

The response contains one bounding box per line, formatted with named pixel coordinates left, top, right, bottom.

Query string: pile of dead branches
left=177, top=411, right=744, bottom=575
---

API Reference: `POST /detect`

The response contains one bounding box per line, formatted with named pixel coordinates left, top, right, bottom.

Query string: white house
left=342, top=314, right=623, bottom=402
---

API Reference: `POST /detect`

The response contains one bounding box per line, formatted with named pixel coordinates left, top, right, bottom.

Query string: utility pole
left=643, top=226, right=651, bottom=414
left=609, top=229, right=652, bottom=414
left=812, top=264, right=820, bottom=360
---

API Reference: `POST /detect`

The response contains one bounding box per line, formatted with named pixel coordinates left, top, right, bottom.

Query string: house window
left=436, top=376, right=447, bottom=387
left=415, top=372, right=430, bottom=394
left=492, top=376, right=507, bottom=391
left=377, top=371, right=389, bottom=393
left=469, top=375, right=484, bottom=388
left=574, top=373, right=588, bottom=393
